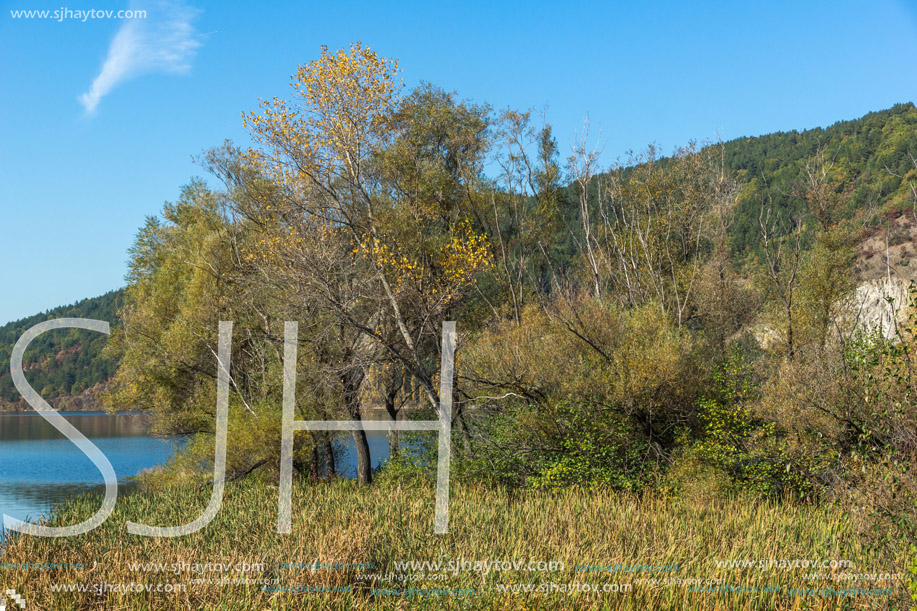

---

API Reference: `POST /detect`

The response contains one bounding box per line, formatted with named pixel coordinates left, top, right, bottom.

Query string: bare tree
left=568, top=119, right=604, bottom=299
left=593, top=143, right=717, bottom=327
left=759, top=202, right=803, bottom=360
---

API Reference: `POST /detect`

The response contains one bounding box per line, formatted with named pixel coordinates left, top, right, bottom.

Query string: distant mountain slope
left=723, top=102, right=917, bottom=256
left=2, top=104, right=915, bottom=412
left=0, top=290, right=123, bottom=411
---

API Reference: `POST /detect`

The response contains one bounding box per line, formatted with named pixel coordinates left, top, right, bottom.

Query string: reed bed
left=0, top=477, right=909, bottom=610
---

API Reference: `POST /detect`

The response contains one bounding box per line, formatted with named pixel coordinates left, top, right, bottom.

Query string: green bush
left=527, top=400, right=652, bottom=490
left=693, top=347, right=817, bottom=497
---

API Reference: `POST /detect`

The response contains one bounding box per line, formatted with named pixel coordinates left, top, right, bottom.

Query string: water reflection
left=0, top=411, right=420, bottom=539
left=0, top=412, right=155, bottom=442
left=0, top=412, right=177, bottom=536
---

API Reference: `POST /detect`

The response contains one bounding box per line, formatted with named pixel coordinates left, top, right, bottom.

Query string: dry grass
left=0, top=476, right=910, bottom=610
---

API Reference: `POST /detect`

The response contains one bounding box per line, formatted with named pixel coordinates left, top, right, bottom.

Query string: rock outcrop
left=850, top=277, right=911, bottom=339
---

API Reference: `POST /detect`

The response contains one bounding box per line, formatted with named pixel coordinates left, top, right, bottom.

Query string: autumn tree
left=240, top=44, right=493, bottom=482
left=103, top=181, right=312, bottom=483
left=756, top=148, right=855, bottom=361
left=484, top=110, right=566, bottom=323
left=598, top=144, right=725, bottom=327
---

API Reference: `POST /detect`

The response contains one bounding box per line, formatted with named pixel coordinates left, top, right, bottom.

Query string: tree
left=104, top=181, right=301, bottom=482
left=568, top=120, right=603, bottom=299
left=485, top=110, right=565, bottom=323
left=758, top=196, right=803, bottom=360
left=240, top=44, right=493, bottom=482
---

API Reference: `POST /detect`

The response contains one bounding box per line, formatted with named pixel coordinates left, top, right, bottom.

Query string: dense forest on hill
left=723, top=102, right=917, bottom=256
left=3, top=105, right=917, bottom=419
left=0, top=289, right=122, bottom=410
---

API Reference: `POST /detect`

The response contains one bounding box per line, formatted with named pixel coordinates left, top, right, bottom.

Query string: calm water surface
left=0, top=412, right=178, bottom=536
left=0, top=411, right=400, bottom=538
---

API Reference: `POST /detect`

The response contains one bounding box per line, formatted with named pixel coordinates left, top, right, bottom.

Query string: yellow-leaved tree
left=228, top=43, right=494, bottom=482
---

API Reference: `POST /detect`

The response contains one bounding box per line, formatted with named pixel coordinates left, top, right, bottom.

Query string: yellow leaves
left=238, top=224, right=306, bottom=269
left=355, top=235, right=421, bottom=290
left=241, top=41, right=401, bottom=190
left=353, top=220, right=492, bottom=297
left=236, top=41, right=493, bottom=318
left=440, top=221, right=493, bottom=287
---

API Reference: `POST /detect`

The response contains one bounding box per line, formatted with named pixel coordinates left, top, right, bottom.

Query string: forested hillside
left=3, top=104, right=917, bottom=417
left=0, top=289, right=123, bottom=411
left=723, top=102, right=917, bottom=256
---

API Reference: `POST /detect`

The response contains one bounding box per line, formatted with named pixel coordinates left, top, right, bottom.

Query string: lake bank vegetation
left=3, top=43, right=917, bottom=608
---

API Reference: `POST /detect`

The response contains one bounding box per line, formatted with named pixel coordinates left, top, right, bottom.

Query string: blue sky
left=1, top=0, right=916, bottom=325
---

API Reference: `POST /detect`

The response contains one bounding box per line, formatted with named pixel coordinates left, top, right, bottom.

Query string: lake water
left=0, top=412, right=178, bottom=536
left=0, top=411, right=396, bottom=538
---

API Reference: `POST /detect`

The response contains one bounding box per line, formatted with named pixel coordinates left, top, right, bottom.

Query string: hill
left=0, top=289, right=123, bottom=411
left=2, top=104, right=916, bottom=412
left=723, top=102, right=917, bottom=258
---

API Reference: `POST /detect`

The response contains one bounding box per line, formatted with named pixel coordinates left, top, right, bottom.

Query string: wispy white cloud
left=79, top=1, right=202, bottom=114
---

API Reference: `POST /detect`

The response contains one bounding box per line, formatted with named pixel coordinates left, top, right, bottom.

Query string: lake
left=0, top=411, right=396, bottom=539
left=0, top=412, right=177, bottom=538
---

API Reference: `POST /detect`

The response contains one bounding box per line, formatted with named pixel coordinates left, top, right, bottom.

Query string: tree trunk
left=786, top=303, right=795, bottom=361
left=351, top=427, right=372, bottom=485
left=343, top=368, right=371, bottom=485
left=456, top=406, right=472, bottom=455
left=384, top=383, right=400, bottom=459
left=323, top=437, right=336, bottom=478
left=310, top=444, right=320, bottom=481
left=387, top=429, right=400, bottom=459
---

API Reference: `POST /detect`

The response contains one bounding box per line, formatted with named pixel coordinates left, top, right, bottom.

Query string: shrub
left=692, top=346, right=819, bottom=496
left=460, top=298, right=707, bottom=491
left=526, top=400, right=653, bottom=490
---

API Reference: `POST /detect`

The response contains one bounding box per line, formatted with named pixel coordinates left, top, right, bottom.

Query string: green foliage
left=104, top=181, right=242, bottom=432
left=0, top=289, right=123, bottom=410
left=693, top=347, right=817, bottom=497
left=462, top=300, right=703, bottom=491
left=842, top=284, right=917, bottom=454
left=526, top=400, right=651, bottom=491
left=837, top=287, right=917, bottom=552
left=370, top=431, right=437, bottom=487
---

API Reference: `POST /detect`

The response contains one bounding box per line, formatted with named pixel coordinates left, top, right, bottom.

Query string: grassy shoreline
left=0, top=474, right=910, bottom=610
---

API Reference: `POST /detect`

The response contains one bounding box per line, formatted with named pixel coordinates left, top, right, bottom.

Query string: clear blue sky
left=1, top=0, right=916, bottom=325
